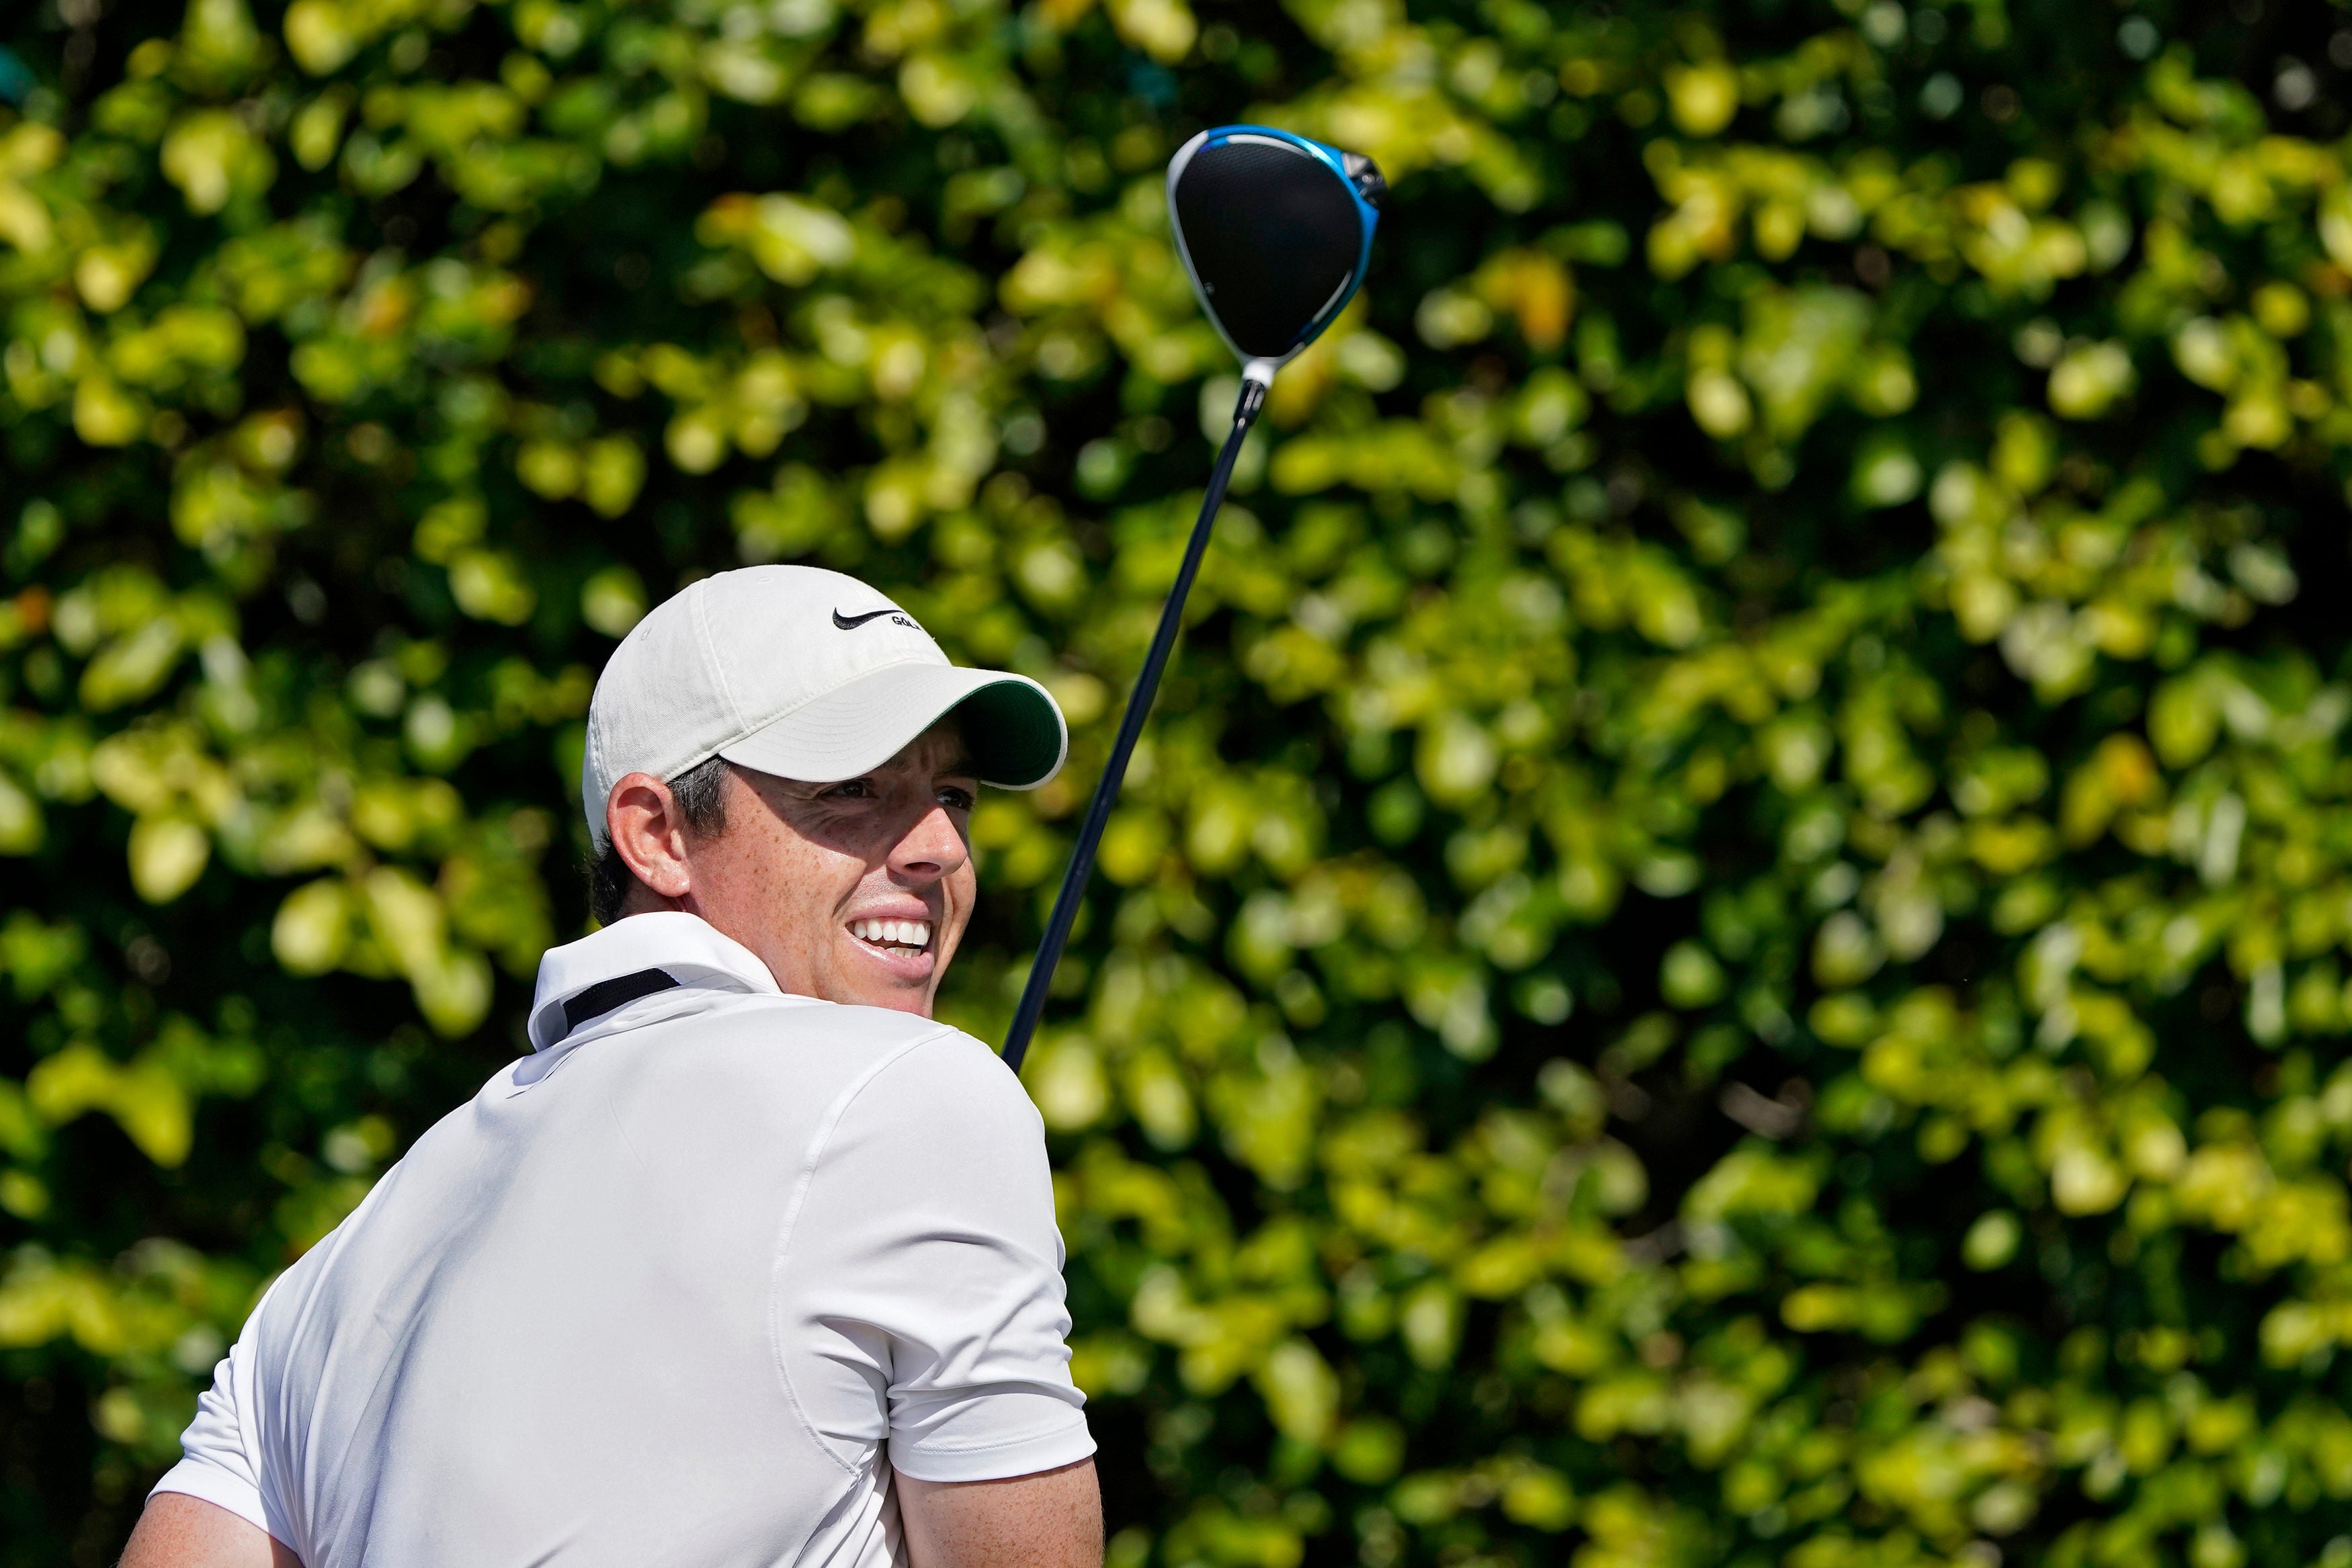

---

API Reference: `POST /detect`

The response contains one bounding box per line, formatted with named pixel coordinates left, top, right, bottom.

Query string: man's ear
left=607, top=772, right=694, bottom=904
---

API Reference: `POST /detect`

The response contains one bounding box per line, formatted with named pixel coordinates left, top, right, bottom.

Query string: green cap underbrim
left=947, top=677, right=1068, bottom=790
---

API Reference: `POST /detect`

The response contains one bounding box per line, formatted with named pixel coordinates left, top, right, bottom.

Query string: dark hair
left=587, top=756, right=731, bottom=926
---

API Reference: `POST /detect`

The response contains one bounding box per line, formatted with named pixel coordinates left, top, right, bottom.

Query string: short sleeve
left=778, top=1029, right=1093, bottom=1484
left=151, top=1337, right=271, bottom=1534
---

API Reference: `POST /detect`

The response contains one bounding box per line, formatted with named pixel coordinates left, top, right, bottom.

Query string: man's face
left=673, top=726, right=980, bottom=1016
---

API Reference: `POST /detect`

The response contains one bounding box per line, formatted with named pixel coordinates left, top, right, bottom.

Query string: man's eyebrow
left=940, top=754, right=981, bottom=778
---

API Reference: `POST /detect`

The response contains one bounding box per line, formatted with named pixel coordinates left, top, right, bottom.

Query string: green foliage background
left=5, top=0, right=2352, bottom=1563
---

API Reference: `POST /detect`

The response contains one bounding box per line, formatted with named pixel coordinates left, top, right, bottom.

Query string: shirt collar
left=526, top=912, right=782, bottom=1053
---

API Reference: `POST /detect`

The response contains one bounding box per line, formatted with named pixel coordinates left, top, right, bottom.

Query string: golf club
left=1003, top=126, right=1386, bottom=1074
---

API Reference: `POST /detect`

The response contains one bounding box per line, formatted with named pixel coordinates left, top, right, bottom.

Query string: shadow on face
left=687, top=722, right=982, bottom=1014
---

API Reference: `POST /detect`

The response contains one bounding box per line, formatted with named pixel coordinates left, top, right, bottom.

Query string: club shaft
left=1002, top=382, right=1267, bottom=1074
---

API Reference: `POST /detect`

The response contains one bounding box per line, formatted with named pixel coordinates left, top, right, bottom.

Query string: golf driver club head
left=1167, top=126, right=1385, bottom=382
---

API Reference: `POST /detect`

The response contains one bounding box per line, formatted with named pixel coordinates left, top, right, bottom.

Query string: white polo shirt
left=153, top=912, right=1092, bottom=1565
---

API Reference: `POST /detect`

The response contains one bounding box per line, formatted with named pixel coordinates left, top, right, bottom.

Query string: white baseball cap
left=581, top=566, right=1067, bottom=848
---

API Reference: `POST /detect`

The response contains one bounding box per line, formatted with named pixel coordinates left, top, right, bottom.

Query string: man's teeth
left=851, top=918, right=931, bottom=950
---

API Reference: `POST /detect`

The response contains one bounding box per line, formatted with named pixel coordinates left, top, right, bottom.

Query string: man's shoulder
left=606, top=1000, right=1036, bottom=1180
left=620, top=996, right=1005, bottom=1102
left=796, top=1005, right=1031, bottom=1128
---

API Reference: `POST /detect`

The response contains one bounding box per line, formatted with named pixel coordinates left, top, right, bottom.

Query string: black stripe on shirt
left=562, top=968, right=680, bottom=1037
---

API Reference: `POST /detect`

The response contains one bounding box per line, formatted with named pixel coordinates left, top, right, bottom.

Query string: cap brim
left=715, top=662, right=1068, bottom=791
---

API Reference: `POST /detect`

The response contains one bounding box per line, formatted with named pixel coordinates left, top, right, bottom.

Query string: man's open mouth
left=849, top=918, right=931, bottom=953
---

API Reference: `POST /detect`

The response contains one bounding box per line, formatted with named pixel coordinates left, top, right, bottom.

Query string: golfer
left=122, top=566, right=1101, bottom=1567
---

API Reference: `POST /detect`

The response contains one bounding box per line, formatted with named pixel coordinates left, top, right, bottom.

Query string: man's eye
left=939, top=787, right=975, bottom=812
left=826, top=780, right=874, bottom=799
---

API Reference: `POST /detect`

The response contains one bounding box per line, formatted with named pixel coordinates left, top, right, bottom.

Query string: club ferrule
left=1236, top=361, right=1275, bottom=423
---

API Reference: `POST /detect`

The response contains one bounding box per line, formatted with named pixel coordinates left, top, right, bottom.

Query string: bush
left=4, top=1, right=2351, bottom=1564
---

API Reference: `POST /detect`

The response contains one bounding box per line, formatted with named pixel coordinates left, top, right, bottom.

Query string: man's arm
left=896, top=1458, right=1101, bottom=1568
left=119, top=1493, right=300, bottom=1568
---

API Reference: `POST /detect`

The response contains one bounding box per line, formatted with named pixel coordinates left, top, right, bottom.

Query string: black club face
left=1169, top=132, right=1378, bottom=363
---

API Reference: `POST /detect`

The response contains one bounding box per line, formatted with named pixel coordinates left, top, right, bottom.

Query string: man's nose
left=890, top=801, right=969, bottom=881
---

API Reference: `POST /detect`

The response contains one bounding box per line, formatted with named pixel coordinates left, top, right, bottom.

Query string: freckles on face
left=696, top=728, right=979, bottom=1014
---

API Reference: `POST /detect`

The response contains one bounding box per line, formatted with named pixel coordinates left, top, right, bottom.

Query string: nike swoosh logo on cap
left=832, top=607, right=896, bottom=629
